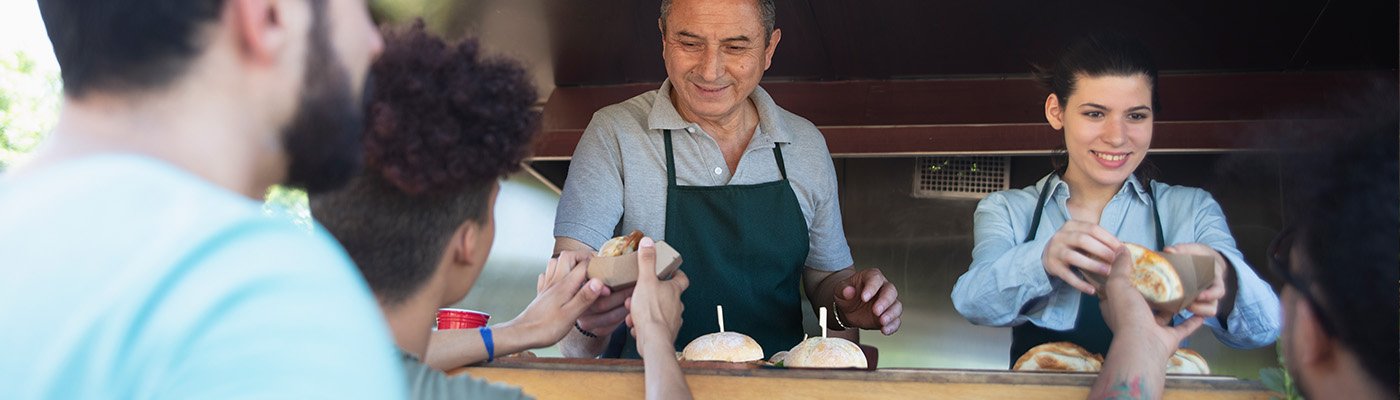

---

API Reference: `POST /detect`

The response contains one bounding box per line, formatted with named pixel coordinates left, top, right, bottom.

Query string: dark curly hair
left=310, top=21, right=540, bottom=306
left=1286, top=118, right=1398, bottom=395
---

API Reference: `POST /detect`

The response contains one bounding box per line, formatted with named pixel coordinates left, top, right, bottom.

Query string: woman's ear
left=1045, top=93, right=1065, bottom=130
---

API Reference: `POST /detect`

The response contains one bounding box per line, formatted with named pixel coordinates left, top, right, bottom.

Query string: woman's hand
left=1042, top=220, right=1121, bottom=295
left=1164, top=243, right=1232, bottom=318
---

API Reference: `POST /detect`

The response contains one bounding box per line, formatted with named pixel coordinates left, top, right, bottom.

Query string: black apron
left=1008, top=174, right=1165, bottom=366
left=608, top=129, right=811, bottom=359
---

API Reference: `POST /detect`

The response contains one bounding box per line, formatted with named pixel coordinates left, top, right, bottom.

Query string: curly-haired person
left=310, top=22, right=692, bottom=400
left=1092, top=119, right=1398, bottom=400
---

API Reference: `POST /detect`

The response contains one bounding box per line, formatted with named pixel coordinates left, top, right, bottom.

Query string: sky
left=0, top=1, right=58, bottom=71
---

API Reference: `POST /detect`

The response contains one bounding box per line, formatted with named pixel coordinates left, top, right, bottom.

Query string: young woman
left=950, top=35, right=1282, bottom=366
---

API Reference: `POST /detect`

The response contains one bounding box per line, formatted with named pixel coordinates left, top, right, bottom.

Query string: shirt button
left=714, top=167, right=723, bottom=175
left=686, top=127, right=696, bottom=133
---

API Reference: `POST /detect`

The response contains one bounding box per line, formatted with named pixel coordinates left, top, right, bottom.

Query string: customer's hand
left=625, top=237, right=689, bottom=358
left=1100, top=247, right=1204, bottom=359
left=512, top=250, right=606, bottom=348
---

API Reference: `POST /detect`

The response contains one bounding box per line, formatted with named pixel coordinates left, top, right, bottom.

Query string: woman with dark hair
left=950, top=35, right=1281, bottom=366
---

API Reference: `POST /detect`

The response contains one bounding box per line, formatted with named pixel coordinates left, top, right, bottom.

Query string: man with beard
left=0, top=0, right=400, bottom=398
left=1090, top=122, right=1398, bottom=400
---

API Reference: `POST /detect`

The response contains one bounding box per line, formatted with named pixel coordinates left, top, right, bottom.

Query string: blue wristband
left=479, top=326, right=496, bottom=363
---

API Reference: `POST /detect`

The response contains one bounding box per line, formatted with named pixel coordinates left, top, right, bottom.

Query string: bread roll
left=1166, top=349, right=1210, bottom=374
left=1124, top=243, right=1185, bottom=304
left=784, top=337, right=867, bottom=369
left=681, top=332, right=764, bottom=362
left=1013, top=342, right=1103, bottom=372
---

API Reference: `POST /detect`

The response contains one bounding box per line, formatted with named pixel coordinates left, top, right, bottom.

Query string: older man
left=554, top=0, right=902, bottom=358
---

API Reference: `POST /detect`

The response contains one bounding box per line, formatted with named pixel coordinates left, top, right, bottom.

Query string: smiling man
left=554, top=0, right=903, bottom=359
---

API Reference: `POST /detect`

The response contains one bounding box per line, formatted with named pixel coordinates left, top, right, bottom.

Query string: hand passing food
left=1164, top=243, right=1230, bottom=318
left=1042, top=220, right=1122, bottom=295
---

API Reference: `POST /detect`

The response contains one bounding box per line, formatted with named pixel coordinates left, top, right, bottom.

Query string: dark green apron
left=610, top=129, right=811, bottom=359
left=1008, top=173, right=1165, bottom=366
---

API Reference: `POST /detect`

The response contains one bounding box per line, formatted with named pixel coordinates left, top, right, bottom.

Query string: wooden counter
left=451, top=358, right=1272, bottom=399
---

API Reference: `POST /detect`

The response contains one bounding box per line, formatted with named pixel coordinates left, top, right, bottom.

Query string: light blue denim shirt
left=951, top=173, right=1281, bottom=349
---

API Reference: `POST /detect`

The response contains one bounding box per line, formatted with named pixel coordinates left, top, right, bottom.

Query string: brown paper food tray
left=586, top=241, right=684, bottom=288
left=1085, top=249, right=1216, bottom=315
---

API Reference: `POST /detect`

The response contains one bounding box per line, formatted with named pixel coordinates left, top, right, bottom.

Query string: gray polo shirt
left=553, top=80, right=853, bottom=271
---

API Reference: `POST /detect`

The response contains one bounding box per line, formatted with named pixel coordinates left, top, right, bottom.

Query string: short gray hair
left=660, top=0, right=776, bottom=42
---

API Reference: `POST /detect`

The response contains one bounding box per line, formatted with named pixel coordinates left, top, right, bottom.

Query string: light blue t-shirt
left=0, top=155, right=406, bottom=399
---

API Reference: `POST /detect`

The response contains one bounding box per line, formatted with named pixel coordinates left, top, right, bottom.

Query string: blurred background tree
left=0, top=50, right=60, bottom=173
left=3, top=0, right=563, bottom=356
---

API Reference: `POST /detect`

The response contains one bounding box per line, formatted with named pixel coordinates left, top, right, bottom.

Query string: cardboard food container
left=1085, top=249, right=1216, bottom=315
left=586, top=241, right=684, bottom=288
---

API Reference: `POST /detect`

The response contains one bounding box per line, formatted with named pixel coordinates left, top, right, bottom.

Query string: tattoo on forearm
left=1100, top=376, right=1150, bottom=400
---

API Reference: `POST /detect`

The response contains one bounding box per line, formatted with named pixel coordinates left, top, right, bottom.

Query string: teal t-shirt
left=0, top=155, right=405, bottom=399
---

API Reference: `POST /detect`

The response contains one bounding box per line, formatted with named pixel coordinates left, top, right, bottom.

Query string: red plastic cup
left=436, top=308, right=490, bottom=330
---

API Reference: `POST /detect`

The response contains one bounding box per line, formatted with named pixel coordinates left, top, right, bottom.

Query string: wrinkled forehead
left=663, top=0, right=766, bottom=39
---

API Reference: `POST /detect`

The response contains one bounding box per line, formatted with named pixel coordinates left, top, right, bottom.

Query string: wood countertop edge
left=452, top=360, right=1267, bottom=391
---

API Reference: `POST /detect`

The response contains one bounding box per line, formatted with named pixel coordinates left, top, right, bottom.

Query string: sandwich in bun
left=597, top=230, right=644, bottom=257
left=783, top=337, right=867, bottom=369
left=1166, top=349, right=1210, bottom=374
left=1013, top=341, right=1103, bottom=372
left=1123, top=243, right=1185, bottom=304
left=681, top=332, right=764, bottom=363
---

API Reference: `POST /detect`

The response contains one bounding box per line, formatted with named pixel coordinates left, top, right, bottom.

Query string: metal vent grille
left=912, top=156, right=1010, bottom=199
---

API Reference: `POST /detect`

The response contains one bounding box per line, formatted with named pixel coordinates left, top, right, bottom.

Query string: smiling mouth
left=692, top=82, right=729, bottom=94
left=1091, top=150, right=1130, bottom=162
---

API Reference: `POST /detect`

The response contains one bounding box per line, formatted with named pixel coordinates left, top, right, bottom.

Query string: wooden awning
left=533, top=71, right=1394, bottom=159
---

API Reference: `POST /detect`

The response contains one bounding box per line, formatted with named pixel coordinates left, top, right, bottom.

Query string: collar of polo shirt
left=646, top=79, right=795, bottom=145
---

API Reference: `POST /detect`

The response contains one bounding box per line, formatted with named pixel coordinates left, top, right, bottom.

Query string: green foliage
left=0, top=50, right=61, bottom=172
left=0, top=48, right=312, bottom=230
left=263, top=185, right=314, bottom=232
left=1260, top=344, right=1304, bottom=400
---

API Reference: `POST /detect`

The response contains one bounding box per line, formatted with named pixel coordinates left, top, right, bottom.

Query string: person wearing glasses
left=950, top=35, right=1282, bottom=365
left=1093, top=124, right=1397, bottom=400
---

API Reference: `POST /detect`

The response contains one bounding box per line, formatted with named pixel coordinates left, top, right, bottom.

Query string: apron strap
left=773, top=145, right=789, bottom=180
left=1023, top=174, right=1165, bottom=250
left=1023, top=175, right=1057, bottom=243
left=665, top=128, right=792, bottom=183
left=1144, top=180, right=1166, bottom=250
left=663, top=130, right=678, bottom=187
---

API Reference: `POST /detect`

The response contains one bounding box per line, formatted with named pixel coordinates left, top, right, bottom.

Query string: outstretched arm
left=627, top=237, right=693, bottom=400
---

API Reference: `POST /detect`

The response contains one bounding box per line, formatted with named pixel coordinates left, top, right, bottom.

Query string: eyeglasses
left=1267, top=225, right=1336, bottom=336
